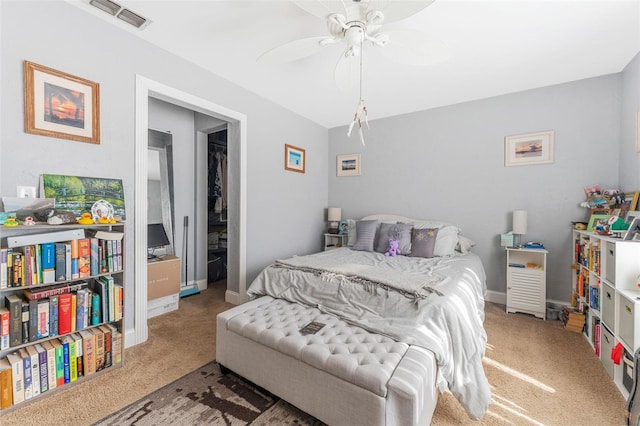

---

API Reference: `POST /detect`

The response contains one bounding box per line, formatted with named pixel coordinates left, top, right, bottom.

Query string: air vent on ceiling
left=88, top=0, right=151, bottom=29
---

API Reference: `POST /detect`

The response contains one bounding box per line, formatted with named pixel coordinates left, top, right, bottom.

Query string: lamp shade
left=513, top=210, right=528, bottom=234
left=328, top=207, right=341, bottom=222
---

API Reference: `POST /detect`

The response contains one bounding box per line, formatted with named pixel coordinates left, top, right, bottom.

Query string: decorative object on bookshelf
left=40, top=174, right=125, bottom=219
left=91, top=200, right=115, bottom=224
left=23, top=61, right=100, bottom=144
left=284, top=144, right=305, bottom=174
left=78, top=213, right=94, bottom=225
left=587, top=214, right=611, bottom=232
left=504, top=130, right=554, bottom=167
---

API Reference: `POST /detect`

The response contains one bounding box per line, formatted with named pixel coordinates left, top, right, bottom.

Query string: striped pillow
left=352, top=220, right=379, bottom=252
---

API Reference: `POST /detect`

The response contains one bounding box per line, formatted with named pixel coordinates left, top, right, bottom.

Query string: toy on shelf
left=78, top=212, right=94, bottom=225
left=3, top=217, right=18, bottom=227
left=24, top=216, right=36, bottom=226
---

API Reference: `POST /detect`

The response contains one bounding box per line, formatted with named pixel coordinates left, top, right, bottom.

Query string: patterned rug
left=93, top=361, right=325, bottom=426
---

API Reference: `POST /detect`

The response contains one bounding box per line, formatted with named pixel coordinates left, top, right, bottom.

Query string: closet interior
left=207, top=128, right=228, bottom=284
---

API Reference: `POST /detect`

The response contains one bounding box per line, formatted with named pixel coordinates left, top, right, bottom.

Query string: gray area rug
left=93, top=361, right=325, bottom=426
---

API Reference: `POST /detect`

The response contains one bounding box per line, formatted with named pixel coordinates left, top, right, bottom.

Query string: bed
left=216, top=215, right=490, bottom=424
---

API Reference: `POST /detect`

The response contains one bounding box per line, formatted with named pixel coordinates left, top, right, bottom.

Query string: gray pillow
left=352, top=220, right=379, bottom=252
left=410, top=227, right=439, bottom=258
left=374, top=222, right=413, bottom=254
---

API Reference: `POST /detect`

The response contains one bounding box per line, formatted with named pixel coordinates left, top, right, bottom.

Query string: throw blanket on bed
left=247, top=248, right=491, bottom=420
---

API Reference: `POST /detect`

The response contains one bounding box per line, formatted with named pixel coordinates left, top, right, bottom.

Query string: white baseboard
left=225, top=289, right=240, bottom=305
left=485, top=290, right=506, bottom=305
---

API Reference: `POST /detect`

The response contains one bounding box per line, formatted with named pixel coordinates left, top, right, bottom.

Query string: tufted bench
left=216, top=296, right=438, bottom=426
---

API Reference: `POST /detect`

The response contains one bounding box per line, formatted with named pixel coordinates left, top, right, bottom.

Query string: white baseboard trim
left=485, top=290, right=506, bottom=305
left=124, top=328, right=136, bottom=349
left=196, top=278, right=207, bottom=291
left=225, top=289, right=240, bottom=305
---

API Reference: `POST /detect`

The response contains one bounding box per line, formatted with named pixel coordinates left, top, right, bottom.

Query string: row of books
left=562, top=306, right=586, bottom=333
left=0, top=230, right=123, bottom=289
left=1, top=276, right=123, bottom=350
left=574, top=237, right=601, bottom=274
left=0, top=323, right=121, bottom=410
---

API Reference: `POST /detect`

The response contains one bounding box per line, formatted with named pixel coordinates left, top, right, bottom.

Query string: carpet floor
left=0, top=280, right=629, bottom=425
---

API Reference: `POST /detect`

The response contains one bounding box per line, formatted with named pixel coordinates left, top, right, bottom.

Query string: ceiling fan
left=257, top=0, right=449, bottom=90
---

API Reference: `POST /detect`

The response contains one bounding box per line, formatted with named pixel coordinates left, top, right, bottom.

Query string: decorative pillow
left=346, top=219, right=357, bottom=246
left=410, top=227, right=439, bottom=258
left=456, top=235, right=476, bottom=253
left=433, top=225, right=460, bottom=256
left=374, top=222, right=412, bottom=254
left=352, top=220, right=379, bottom=252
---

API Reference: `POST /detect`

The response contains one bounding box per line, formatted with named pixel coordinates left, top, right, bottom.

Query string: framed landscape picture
left=337, top=153, right=361, bottom=177
left=586, top=214, right=611, bottom=232
left=24, top=61, right=100, bottom=144
left=284, top=144, right=305, bottom=173
left=505, top=130, right=554, bottom=166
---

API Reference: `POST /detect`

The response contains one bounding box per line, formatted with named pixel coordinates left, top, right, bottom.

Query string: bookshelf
left=0, top=222, right=125, bottom=413
left=572, top=229, right=640, bottom=398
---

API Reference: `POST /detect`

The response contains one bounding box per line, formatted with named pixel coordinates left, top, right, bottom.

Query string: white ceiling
left=70, top=0, right=640, bottom=128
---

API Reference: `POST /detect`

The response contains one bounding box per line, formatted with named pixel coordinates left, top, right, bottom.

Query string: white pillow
left=457, top=235, right=476, bottom=253
left=347, top=219, right=357, bottom=246
left=411, top=223, right=461, bottom=256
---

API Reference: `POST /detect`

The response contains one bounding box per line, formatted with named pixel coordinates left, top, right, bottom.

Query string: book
left=65, top=243, right=72, bottom=281
left=34, top=343, right=49, bottom=393
left=6, top=352, right=24, bottom=405
left=78, top=329, right=95, bottom=375
left=92, top=327, right=105, bottom=372
left=41, top=340, right=57, bottom=391
left=58, top=293, right=73, bottom=335
left=21, top=301, right=29, bottom=344
left=12, top=251, right=23, bottom=287
left=22, top=281, right=87, bottom=300
left=6, top=228, right=85, bottom=249
left=49, top=295, right=59, bottom=337
left=59, top=337, right=70, bottom=384
left=37, top=299, right=50, bottom=338
left=90, top=238, right=100, bottom=276
left=72, top=332, right=84, bottom=378
left=91, top=291, right=101, bottom=325
left=41, top=242, right=56, bottom=284
left=71, top=292, right=77, bottom=332
left=78, top=239, right=91, bottom=279
left=28, top=298, right=38, bottom=342
left=85, top=229, right=124, bottom=241
left=18, top=348, right=32, bottom=400
left=51, top=339, right=64, bottom=387
left=25, top=345, right=41, bottom=397
left=0, top=307, right=10, bottom=350
left=0, top=248, right=8, bottom=289
left=55, top=243, right=66, bottom=282
left=76, top=288, right=88, bottom=331
left=4, top=294, right=23, bottom=347
left=0, top=357, right=13, bottom=409
left=70, top=239, right=79, bottom=279
left=99, top=324, right=113, bottom=369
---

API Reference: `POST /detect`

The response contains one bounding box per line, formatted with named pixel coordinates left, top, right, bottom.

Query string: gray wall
left=0, top=1, right=328, bottom=331
left=619, top=52, right=640, bottom=191
left=328, top=74, right=625, bottom=302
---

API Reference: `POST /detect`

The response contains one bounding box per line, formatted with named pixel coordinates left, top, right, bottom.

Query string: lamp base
left=328, top=221, right=339, bottom=234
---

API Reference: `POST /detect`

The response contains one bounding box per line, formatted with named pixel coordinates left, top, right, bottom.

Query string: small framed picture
left=625, top=216, right=640, bottom=240
left=338, top=220, right=349, bottom=235
left=24, top=61, right=100, bottom=144
left=337, top=153, right=361, bottom=177
left=586, top=214, right=611, bottom=232
left=504, top=130, right=554, bottom=167
left=284, top=144, right=305, bottom=173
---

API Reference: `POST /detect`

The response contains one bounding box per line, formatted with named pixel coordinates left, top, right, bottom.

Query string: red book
left=58, top=293, right=73, bottom=335
left=78, top=239, right=91, bottom=278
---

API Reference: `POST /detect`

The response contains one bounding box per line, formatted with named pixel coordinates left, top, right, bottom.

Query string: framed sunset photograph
left=24, top=61, right=100, bottom=144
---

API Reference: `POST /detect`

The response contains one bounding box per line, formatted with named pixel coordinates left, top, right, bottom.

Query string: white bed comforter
left=246, top=247, right=491, bottom=420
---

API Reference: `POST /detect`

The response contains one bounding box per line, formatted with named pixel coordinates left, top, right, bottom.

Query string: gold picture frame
left=284, top=144, right=305, bottom=173
left=24, top=61, right=100, bottom=144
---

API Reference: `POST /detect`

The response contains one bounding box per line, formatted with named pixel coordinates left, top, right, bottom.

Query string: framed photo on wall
left=284, top=144, right=305, bottom=173
left=24, top=61, right=100, bottom=144
left=504, top=130, right=554, bottom=166
left=337, top=153, right=361, bottom=177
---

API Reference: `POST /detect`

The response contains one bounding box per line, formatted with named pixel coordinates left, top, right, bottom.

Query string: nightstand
left=323, top=233, right=348, bottom=251
left=505, top=247, right=548, bottom=319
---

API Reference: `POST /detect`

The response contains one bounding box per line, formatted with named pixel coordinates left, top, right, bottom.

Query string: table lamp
left=513, top=210, right=528, bottom=248
left=328, top=207, right=341, bottom=234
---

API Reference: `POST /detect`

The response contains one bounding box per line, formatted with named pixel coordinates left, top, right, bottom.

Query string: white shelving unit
left=505, top=247, right=548, bottom=319
left=0, top=222, right=125, bottom=414
left=323, top=233, right=348, bottom=251
left=572, top=229, right=640, bottom=398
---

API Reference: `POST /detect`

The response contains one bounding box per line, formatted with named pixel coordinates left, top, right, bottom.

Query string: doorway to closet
left=207, top=128, right=228, bottom=287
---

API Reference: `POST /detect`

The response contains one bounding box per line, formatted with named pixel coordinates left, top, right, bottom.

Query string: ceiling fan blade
left=375, top=29, right=449, bottom=66
left=366, top=0, right=435, bottom=24
left=334, top=52, right=360, bottom=92
left=291, top=0, right=347, bottom=19
left=258, top=36, right=336, bottom=64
